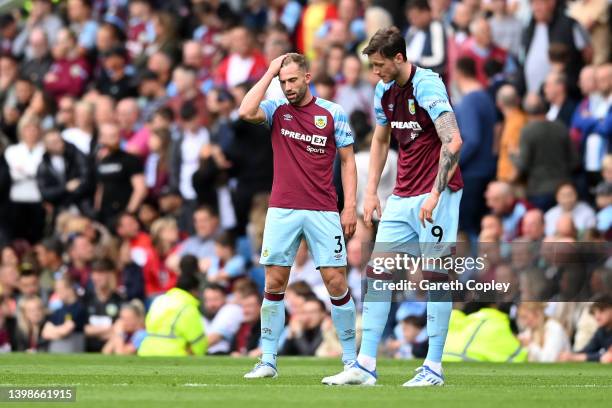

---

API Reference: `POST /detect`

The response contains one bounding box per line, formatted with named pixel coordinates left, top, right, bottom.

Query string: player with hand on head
left=323, top=27, right=463, bottom=387
left=238, top=53, right=358, bottom=381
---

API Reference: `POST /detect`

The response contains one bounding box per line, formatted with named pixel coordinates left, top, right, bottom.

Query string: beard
left=286, top=85, right=308, bottom=105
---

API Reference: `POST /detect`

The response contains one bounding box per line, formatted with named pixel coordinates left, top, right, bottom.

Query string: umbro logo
left=388, top=104, right=394, bottom=111
left=283, top=114, right=293, bottom=121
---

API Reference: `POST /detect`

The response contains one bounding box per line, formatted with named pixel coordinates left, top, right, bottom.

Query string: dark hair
left=406, top=0, right=431, bottom=12
left=179, top=100, right=198, bottom=121
left=0, top=14, right=15, bottom=29
left=362, top=27, right=407, bottom=61
left=590, top=294, right=612, bottom=312
left=91, top=257, right=116, bottom=273
left=177, top=255, right=200, bottom=291
left=40, top=237, right=64, bottom=257
left=194, top=205, right=218, bottom=218
left=214, top=231, right=236, bottom=249
left=286, top=281, right=315, bottom=298
left=456, top=57, right=478, bottom=79
left=205, top=282, right=226, bottom=294
left=154, top=106, right=174, bottom=122
left=554, top=181, right=576, bottom=197
left=402, top=314, right=426, bottom=328
left=312, top=74, right=335, bottom=88
left=281, top=53, right=309, bottom=72
left=483, top=58, right=503, bottom=78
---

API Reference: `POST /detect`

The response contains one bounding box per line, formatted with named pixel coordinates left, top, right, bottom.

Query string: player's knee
left=265, top=268, right=288, bottom=293
left=324, top=273, right=347, bottom=297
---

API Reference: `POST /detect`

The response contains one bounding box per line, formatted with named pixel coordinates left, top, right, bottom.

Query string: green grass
left=0, top=354, right=610, bottom=408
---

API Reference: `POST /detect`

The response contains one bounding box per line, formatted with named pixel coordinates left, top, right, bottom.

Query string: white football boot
left=321, top=361, right=377, bottom=386
left=402, top=365, right=445, bottom=387
left=243, top=361, right=278, bottom=379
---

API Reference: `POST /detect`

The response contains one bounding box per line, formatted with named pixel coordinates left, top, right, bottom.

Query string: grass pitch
left=0, top=354, right=610, bottom=408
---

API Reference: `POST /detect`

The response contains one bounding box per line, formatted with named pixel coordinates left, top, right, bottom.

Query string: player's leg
left=300, top=211, right=358, bottom=366
left=244, top=208, right=302, bottom=379
left=404, top=188, right=462, bottom=387
left=358, top=196, right=417, bottom=374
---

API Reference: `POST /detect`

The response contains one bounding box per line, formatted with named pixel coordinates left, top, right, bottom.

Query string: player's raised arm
left=238, top=54, right=286, bottom=124
left=363, top=123, right=391, bottom=227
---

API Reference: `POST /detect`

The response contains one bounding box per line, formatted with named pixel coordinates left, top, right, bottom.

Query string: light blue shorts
left=374, top=188, right=463, bottom=259
left=260, top=207, right=346, bottom=268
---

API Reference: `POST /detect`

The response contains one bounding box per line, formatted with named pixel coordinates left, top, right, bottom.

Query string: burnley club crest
left=408, top=99, right=416, bottom=115
left=314, top=115, right=327, bottom=129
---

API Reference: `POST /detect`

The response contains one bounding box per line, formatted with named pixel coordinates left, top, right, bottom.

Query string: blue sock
left=260, top=292, right=285, bottom=367
left=330, top=290, right=357, bottom=364
left=358, top=274, right=392, bottom=364
left=425, top=290, right=452, bottom=364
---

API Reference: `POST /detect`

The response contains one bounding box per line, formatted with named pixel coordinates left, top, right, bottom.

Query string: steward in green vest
left=138, top=266, right=207, bottom=356
left=443, top=307, right=527, bottom=362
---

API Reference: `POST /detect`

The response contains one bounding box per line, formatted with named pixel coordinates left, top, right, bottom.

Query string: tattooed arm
left=418, top=111, right=462, bottom=227
left=432, top=111, right=462, bottom=195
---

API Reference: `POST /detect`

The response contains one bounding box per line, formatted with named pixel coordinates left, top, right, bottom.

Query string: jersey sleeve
left=374, top=80, right=390, bottom=126
left=332, top=105, right=354, bottom=148
left=259, top=99, right=286, bottom=126
left=413, top=70, right=453, bottom=121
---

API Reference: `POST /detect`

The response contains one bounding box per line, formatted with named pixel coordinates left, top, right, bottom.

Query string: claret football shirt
left=259, top=96, right=354, bottom=212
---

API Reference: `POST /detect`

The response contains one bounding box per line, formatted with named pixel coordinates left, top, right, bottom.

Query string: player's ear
left=304, top=72, right=312, bottom=84
left=394, top=52, right=405, bottom=65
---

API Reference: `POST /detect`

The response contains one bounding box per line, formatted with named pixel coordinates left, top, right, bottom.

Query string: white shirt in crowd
left=4, top=142, right=45, bottom=203
left=202, top=303, right=243, bottom=354
left=179, top=128, right=210, bottom=200
left=226, top=53, right=255, bottom=88
left=62, top=128, right=93, bottom=155
left=544, top=202, right=597, bottom=237
left=525, top=318, right=570, bottom=362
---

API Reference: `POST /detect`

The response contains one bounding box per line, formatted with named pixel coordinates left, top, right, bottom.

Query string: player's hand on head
left=363, top=193, right=382, bottom=227
left=419, top=193, right=440, bottom=228
left=267, top=54, right=287, bottom=77
left=341, top=205, right=357, bottom=240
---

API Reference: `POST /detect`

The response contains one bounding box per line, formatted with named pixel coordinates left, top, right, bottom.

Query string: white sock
left=357, top=354, right=376, bottom=372
left=424, top=360, right=442, bottom=374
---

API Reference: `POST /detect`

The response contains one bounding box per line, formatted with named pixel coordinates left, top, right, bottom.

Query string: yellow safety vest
left=443, top=308, right=527, bottom=362
left=138, top=288, right=207, bottom=357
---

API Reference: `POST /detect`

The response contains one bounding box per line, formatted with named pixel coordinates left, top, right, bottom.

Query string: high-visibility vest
left=138, top=288, right=207, bottom=357
left=443, top=308, right=527, bottom=362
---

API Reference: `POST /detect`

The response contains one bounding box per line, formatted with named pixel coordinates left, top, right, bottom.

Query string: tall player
left=323, top=27, right=463, bottom=386
left=238, top=53, right=358, bottom=380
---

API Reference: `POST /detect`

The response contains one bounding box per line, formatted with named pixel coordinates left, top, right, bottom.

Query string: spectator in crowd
left=454, top=57, right=497, bottom=239
left=66, top=234, right=94, bottom=289
left=567, top=0, right=610, bottom=65
left=215, top=26, right=267, bottom=89
left=543, top=71, right=578, bottom=128
left=204, top=232, right=246, bottom=288
left=496, top=84, right=528, bottom=183
left=167, top=65, right=209, bottom=128
left=559, top=295, right=612, bottom=363
left=43, top=28, right=90, bottom=101
left=268, top=0, right=303, bottom=35
left=5, top=115, right=45, bottom=243
left=404, top=0, right=446, bottom=76
left=60, top=101, right=95, bottom=156
left=387, top=315, right=428, bottom=359
left=13, top=295, right=47, bottom=352
left=520, top=209, right=546, bottom=242
left=17, top=266, right=49, bottom=305
left=485, top=181, right=532, bottom=242
left=334, top=54, right=373, bottom=122
left=55, top=96, right=76, bottom=132
left=138, top=260, right=206, bottom=357
left=203, top=283, right=243, bottom=355
left=36, top=129, right=92, bottom=218
left=517, top=302, right=570, bottom=362
left=488, top=0, right=522, bottom=57
left=67, top=0, right=99, bottom=55
left=514, top=93, right=577, bottom=211
left=95, top=47, right=137, bottom=101
left=594, top=181, right=612, bottom=238
left=171, top=206, right=219, bottom=269
left=169, top=101, right=211, bottom=232
left=18, top=28, right=54, bottom=87
left=42, top=274, right=87, bottom=353
left=231, top=289, right=261, bottom=357
left=94, top=123, right=146, bottom=227
left=116, top=98, right=142, bottom=147
left=102, top=299, right=146, bottom=355
left=522, top=0, right=590, bottom=94
left=281, top=297, right=327, bottom=357
left=83, top=258, right=123, bottom=352
left=12, top=0, right=63, bottom=56
left=544, top=182, right=597, bottom=238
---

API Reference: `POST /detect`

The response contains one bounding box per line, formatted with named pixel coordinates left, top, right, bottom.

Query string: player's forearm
left=238, top=72, right=275, bottom=121
left=432, top=112, right=462, bottom=195
left=340, top=150, right=357, bottom=209
left=365, top=126, right=390, bottom=196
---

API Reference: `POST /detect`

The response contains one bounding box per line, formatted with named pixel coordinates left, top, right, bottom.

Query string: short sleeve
left=413, top=70, right=453, bottom=121
left=259, top=99, right=287, bottom=126
left=332, top=106, right=354, bottom=148
left=374, top=80, right=391, bottom=126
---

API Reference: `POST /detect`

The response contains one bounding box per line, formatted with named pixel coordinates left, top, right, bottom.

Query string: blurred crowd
left=0, top=0, right=610, bottom=362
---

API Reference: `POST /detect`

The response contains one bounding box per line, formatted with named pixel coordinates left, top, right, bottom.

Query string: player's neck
left=395, top=63, right=413, bottom=88
left=295, top=92, right=314, bottom=107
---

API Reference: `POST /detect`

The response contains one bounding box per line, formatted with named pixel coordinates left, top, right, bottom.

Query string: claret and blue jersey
left=259, top=96, right=354, bottom=212
left=374, top=64, right=464, bottom=197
